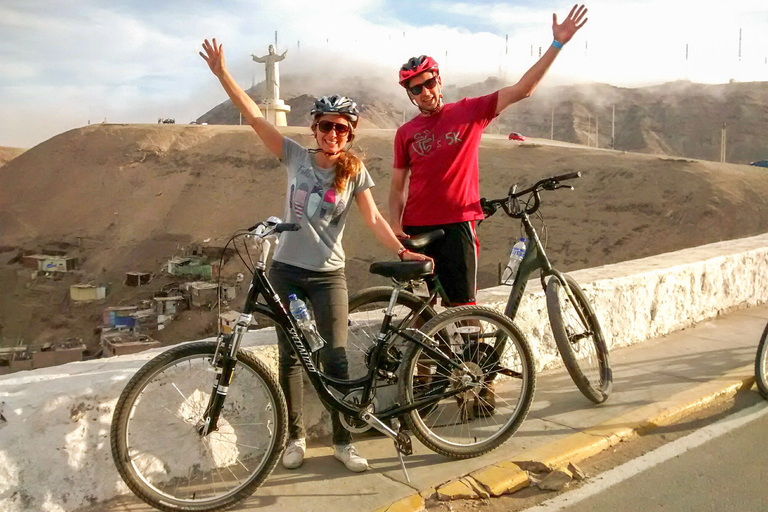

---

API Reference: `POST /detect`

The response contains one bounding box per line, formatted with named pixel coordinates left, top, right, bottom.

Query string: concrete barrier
left=1, top=233, right=767, bottom=512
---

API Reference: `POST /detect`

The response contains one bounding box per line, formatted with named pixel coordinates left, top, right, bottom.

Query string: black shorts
left=404, top=221, right=479, bottom=305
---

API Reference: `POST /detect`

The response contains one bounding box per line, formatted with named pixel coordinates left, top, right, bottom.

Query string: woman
left=200, top=38, right=431, bottom=472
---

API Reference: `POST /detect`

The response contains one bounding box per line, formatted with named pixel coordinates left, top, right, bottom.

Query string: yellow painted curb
left=369, top=368, right=755, bottom=512
left=436, top=478, right=478, bottom=500
left=372, top=493, right=424, bottom=512
left=469, top=463, right=529, bottom=497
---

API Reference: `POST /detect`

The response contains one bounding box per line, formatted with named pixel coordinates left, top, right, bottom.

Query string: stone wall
left=1, top=233, right=766, bottom=512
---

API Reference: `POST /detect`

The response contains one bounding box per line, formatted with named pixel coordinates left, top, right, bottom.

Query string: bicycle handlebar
left=481, top=171, right=581, bottom=219
left=246, top=219, right=301, bottom=238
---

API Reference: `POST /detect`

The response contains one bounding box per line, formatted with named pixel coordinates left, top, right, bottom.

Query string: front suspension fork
left=198, top=313, right=252, bottom=436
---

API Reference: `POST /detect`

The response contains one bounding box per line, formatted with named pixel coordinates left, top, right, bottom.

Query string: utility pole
left=505, top=34, right=508, bottom=79
left=738, top=28, right=742, bottom=62
left=611, top=104, right=615, bottom=150
left=595, top=115, right=599, bottom=148
left=550, top=105, right=554, bottom=140
left=720, top=123, right=727, bottom=162
left=587, top=113, right=591, bottom=146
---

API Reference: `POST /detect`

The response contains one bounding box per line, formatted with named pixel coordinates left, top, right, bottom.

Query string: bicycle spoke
left=114, top=345, right=284, bottom=509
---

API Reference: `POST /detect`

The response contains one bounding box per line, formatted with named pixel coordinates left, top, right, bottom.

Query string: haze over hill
left=2, top=120, right=768, bottom=353
left=0, top=147, right=26, bottom=167
left=198, top=78, right=768, bottom=164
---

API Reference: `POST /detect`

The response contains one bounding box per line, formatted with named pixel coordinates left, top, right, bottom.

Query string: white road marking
left=524, top=401, right=768, bottom=511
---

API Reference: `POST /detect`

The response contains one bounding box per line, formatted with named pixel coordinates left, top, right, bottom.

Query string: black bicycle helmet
left=310, top=95, right=359, bottom=128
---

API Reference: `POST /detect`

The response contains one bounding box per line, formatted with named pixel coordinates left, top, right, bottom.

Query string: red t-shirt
left=394, top=92, right=499, bottom=226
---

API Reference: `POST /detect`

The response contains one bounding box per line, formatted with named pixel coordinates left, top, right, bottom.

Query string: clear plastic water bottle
left=501, top=238, right=527, bottom=284
left=288, top=294, right=325, bottom=352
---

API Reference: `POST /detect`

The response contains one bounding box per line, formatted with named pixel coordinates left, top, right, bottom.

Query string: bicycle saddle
left=369, top=260, right=434, bottom=280
left=401, top=229, right=445, bottom=251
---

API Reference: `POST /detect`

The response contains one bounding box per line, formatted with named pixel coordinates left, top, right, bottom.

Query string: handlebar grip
left=552, top=171, right=581, bottom=182
left=276, top=223, right=301, bottom=233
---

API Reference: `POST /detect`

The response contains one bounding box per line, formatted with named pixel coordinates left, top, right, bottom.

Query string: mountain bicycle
left=110, top=217, right=535, bottom=512
left=349, top=172, right=612, bottom=404
left=755, top=321, right=768, bottom=400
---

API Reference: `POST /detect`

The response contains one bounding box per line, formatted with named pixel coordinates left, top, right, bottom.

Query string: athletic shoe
left=282, top=438, right=306, bottom=469
left=334, top=444, right=369, bottom=472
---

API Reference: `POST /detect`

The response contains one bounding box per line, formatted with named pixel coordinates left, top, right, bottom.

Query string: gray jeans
left=268, top=261, right=351, bottom=445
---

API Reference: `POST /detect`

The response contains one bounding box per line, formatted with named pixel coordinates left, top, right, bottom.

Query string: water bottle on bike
left=501, top=238, right=526, bottom=284
left=288, top=294, right=325, bottom=352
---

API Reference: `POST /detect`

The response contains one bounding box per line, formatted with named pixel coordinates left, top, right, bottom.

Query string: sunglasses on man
left=408, top=76, right=438, bottom=96
left=317, top=120, right=351, bottom=135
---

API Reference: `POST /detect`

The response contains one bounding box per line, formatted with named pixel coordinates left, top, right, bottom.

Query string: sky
left=1, top=0, right=767, bottom=148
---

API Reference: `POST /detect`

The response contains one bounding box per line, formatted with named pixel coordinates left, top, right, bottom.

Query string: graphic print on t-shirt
left=293, top=182, right=309, bottom=221
left=289, top=178, right=296, bottom=210
left=330, top=199, right=346, bottom=226
left=321, top=189, right=336, bottom=217
left=412, top=130, right=436, bottom=156
left=306, top=184, right=323, bottom=218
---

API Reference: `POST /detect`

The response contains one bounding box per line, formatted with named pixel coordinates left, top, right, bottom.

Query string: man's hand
left=392, top=225, right=409, bottom=239
left=552, top=4, right=588, bottom=45
left=200, top=38, right=225, bottom=78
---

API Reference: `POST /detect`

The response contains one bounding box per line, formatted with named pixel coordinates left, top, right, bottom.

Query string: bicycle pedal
left=395, top=431, right=413, bottom=456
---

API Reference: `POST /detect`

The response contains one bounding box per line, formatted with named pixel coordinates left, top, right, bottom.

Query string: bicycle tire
left=546, top=274, right=613, bottom=404
left=111, top=342, right=288, bottom=512
left=398, top=306, right=535, bottom=458
left=755, top=321, right=768, bottom=400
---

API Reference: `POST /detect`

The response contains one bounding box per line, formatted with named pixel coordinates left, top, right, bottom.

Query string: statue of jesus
left=251, top=45, right=288, bottom=103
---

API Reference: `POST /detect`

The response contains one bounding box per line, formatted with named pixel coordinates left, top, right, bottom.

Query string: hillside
left=199, top=78, right=768, bottom=164
left=0, top=146, right=26, bottom=167
left=2, top=123, right=768, bottom=353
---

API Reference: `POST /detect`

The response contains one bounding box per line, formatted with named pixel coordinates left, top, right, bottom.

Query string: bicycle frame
left=200, top=234, right=474, bottom=438
left=502, top=211, right=568, bottom=319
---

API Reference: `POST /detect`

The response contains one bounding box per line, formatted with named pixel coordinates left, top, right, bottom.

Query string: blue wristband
left=552, top=40, right=564, bottom=50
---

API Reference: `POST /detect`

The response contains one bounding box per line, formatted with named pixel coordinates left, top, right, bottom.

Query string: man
left=390, top=5, right=587, bottom=305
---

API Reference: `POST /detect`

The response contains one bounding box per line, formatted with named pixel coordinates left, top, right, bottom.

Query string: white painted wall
left=1, top=233, right=767, bottom=512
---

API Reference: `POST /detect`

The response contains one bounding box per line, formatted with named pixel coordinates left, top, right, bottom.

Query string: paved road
left=527, top=400, right=768, bottom=512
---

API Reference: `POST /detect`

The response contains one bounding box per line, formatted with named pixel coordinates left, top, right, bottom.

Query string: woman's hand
left=552, top=4, right=588, bottom=45
left=200, top=38, right=225, bottom=78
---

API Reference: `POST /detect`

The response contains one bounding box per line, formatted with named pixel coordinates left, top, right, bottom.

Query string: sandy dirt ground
left=2, top=123, right=768, bottom=354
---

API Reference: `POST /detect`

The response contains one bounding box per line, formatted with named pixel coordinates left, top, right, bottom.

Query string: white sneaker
left=282, top=438, right=306, bottom=469
left=334, top=444, right=369, bottom=472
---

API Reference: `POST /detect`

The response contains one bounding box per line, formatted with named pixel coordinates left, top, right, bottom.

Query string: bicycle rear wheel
left=755, top=321, right=768, bottom=400
left=546, top=274, right=612, bottom=404
left=347, top=286, right=436, bottom=381
left=110, top=342, right=287, bottom=512
left=398, top=306, right=535, bottom=458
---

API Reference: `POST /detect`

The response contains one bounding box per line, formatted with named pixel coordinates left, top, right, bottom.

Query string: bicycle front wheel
left=755, top=321, right=768, bottom=400
left=398, top=306, right=535, bottom=458
left=110, top=342, right=287, bottom=512
left=546, top=274, right=613, bottom=404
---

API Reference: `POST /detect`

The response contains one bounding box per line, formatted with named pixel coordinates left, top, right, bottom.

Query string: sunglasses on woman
left=408, top=76, right=438, bottom=96
left=317, top=120, right=351, bottom=135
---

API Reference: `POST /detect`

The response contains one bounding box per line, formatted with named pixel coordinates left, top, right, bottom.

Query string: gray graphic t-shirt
left=272, top=137, right=374, bottom=271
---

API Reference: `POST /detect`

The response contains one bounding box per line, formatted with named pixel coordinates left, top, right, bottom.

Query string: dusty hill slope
left=199, top=78, right=768, bottom=164
left=456, top=79, right=768, bottom=164
left=2, top=123, right=768, bottom=349
left=0, top=146, right=26, bottom=167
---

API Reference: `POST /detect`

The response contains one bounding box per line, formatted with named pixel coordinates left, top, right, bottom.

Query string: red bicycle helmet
left=399, top=55, right=439, bottom=87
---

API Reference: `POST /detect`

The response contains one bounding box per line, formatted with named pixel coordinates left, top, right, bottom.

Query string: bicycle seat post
left=377, top=282, right=406, bottom=337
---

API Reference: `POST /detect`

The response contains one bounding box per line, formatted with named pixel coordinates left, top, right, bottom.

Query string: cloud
left=1, top=0, right=767, bottom=147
